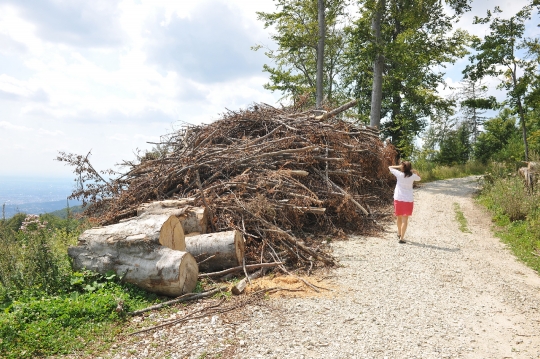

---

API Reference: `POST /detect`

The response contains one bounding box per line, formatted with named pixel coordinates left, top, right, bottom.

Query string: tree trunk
left=68, top=225, right=198, bottom=296
left=185, top=230, right=245, bottom=272
left=370, top=0, right=385, bottom=128
left=137, top=201, right=208, bottom=235
left=316, top=0, right=325, bottom=108
left=516, top=95, right=529, bottom=162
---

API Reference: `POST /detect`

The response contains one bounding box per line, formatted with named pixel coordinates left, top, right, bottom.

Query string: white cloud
left=3, top=0, right=535, bottom=177
left=38, top=128, right=63, bottom=136
left=0, top=121, right=31, bottom=131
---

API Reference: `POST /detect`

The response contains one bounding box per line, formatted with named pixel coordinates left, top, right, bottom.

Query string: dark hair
left=401, top=161, right=413, bottom=178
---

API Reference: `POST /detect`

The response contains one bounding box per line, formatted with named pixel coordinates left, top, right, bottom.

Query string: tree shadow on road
left=405, top=241, right=460, bottom=252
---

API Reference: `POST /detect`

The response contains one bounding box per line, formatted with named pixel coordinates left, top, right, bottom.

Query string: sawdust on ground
left=243, top=273, right=337, bottom=298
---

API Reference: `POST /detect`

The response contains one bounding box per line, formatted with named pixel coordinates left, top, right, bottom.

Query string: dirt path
left=233, top=176, right=540, bottom=359
left=101, top=176, right=540, bottom=359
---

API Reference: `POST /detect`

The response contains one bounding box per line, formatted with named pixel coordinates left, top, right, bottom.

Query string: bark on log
left=78, top=214, right=186, bottom=251
left=68, top=239, right=198, bottom=297
left=137, top=199, right=195, bottom=214
left=185, top=230, right=245, bottom=272
left=137, top=201, right=208, bottom=235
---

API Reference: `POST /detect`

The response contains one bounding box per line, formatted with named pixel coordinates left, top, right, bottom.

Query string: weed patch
left=477, top=168, right=540, bottom=274
left=453, top=203, right=471, bottom=233
left=0, top=215, right=160, bottom=358
left=414, top=161, right=486, bottom=183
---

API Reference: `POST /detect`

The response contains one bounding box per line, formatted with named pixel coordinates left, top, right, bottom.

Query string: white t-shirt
left=389, top=168, right=421, bottom=202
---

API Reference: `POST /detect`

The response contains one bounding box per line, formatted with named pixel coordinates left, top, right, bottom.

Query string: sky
left=0, top=0, right=538, bottom=179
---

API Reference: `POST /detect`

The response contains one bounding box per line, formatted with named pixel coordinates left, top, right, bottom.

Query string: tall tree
left=343, top=0, right=472, bottom=158
left=316, top=0, right=326, bottom=108
left=369, top=0, right=385, bottom=128
left=473, top=109, right=520, bottom=163
left=464, top=5, right=534, bottom=161
left=437, top=122, right=472, bottom=165
left=459, top=79, right=497, bottom=143
left=254, top=0, right=349, bottom=105
left=522, top=36, right=540, bottom=156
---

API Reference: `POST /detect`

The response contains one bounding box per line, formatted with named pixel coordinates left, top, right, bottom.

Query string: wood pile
left=63, top=100, right=397, bottom=278
left=519, top=161, right=538, bottom=192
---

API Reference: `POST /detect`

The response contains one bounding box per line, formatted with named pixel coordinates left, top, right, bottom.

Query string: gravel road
left=97, top=176, right=540, bottom=359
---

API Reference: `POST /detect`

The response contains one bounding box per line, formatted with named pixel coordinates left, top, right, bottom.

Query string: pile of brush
left=59, top=100, right=397, bottom=268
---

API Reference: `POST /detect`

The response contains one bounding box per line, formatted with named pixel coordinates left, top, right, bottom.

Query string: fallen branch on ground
left=128, top=287, right=226, bottom=316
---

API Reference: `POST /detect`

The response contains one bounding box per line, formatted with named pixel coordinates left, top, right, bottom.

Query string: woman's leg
left=396, top=216, right=403, bottom=237
left=400, top=216, right=409, bottom=241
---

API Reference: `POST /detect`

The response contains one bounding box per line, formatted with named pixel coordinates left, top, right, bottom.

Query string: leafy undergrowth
left=0, top=272, right=158, bottom=359
left=0, top=214, right=161, bottom=359
left=414, top=161, right=487, bottom=183
left=477, top=168, right=540, bottom=274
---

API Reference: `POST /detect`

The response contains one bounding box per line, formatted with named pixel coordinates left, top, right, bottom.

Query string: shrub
left=414, top=160, right=486, bottom=182
left=0, top=275, right=155, bottom=359
left=0, top=215, right=80, bottom=300
left=483, top=176, right=536, bottom=221
left=0, top=215, right=160, bottom=358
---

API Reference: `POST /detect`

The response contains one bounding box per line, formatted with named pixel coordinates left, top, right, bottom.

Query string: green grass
left=477, top=172, right=540, bottom=274
left=453, top=203, right=471, bottom=233
left=0, top=272, right=158, bottom=359
left=0, top=215, right=160, bottom=358
left=497, top=219, right=540, bottom=273
left=414, top=161, right=487, bottom=183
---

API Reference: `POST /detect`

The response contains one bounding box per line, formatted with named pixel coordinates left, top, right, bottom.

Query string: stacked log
left=519, top=161, right=538, bottom=191
left=137, top=200, right=208, bottom=235
left=134, top=200, right=244, bottom=271
left=185, top=230, right=245, bottom=272
left=68, top=215, right=197, bottom=296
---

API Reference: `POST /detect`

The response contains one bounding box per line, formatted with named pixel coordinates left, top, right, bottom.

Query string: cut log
left=137, top=199, right=195, bottom=214
left=519, top=166, right=537, bottom=191
left=68, top=235, right=198, bottom=297
left=137, top=201, right=208, bottom=235
left=185, top=230, right=245, bottom=272
left=178, top=207, right=208, bottom=234
left=78, top=214, right=186, bottom=251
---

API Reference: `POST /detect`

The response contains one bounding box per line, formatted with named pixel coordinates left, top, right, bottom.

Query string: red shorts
left=394, top=200, right=414, bottom=216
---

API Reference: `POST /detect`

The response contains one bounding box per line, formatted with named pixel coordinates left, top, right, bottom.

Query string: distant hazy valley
left=0, top=176, right=81, bottom=218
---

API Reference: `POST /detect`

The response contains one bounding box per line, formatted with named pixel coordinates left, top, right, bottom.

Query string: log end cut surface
left=178, top=251, right=199, bottom=295
left=158, top=215, right=186, bottom=251
left=234, top=230, right=245, bottom=266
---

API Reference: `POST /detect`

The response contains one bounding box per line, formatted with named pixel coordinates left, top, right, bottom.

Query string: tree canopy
left=255, top=0, right=540, bottom=162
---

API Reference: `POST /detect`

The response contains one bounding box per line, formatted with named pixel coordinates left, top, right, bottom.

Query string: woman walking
left=389, top=161, right=421, bottom=243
